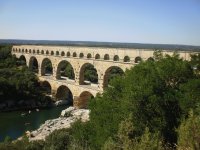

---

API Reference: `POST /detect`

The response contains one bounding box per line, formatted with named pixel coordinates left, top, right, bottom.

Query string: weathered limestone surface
left=28, top=107, right=90, bottom=141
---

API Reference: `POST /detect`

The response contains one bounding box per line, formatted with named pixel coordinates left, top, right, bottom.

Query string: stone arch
left=103, top=66, right=124, bottom=88
left=61, top=51, right=65, bottom=56
left=37, top=49, right=40, bottom=54
left=67, top=52, right=70, bottom=57
left=19, top=49, right=21, bottom=52
left=46, top=50, right=49, bottom=55
left=19, top=55, right=26, bottom=66
left=41, top=58, right=53, bottom=76
left=87, top=53, right=92, bottom=59
left=95, top=54, right=100, bottom=59
left=135, top=56, right=142, bottom=63
left=77, top=91, right=94, bottom=108
left=104, top=54, right=110, bottom=60
left=79, top=63, right=98, bottom=85
left=113, top=55, right=119, bottom=61
left=56, top=60, right=75, bottom=80
left=73, top=52, right=77, bottom=57
left=29, top=49, right=31, bottom=53
left=22, top=49, right=24, bottom=53
left=33, top=50, right=36, bottom=54
left=41, top=50, right=44, bottom=54
left=124, top=56, right=130, bottom=62
left=40, top=81, right=52, bottom=95
left=79, top=53, right=84, bottom=58
left=51, top=51, right=54, bottom=55
left=25, top=49, right=28, bottom=53
left=29, top=56, right=39, bottom=73
left=56, top=51, right=59, bottom=56
left=55, top=85, right=73, bottom=105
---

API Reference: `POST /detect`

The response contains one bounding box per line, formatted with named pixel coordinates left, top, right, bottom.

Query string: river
left=0, top=105, right=68, bottom=142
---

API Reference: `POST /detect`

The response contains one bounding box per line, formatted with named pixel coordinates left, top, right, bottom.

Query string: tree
left=177, top=111, right=200, bottom=150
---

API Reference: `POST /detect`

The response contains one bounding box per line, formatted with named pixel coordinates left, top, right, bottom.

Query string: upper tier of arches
left=12, top=47, right=152, bottom=64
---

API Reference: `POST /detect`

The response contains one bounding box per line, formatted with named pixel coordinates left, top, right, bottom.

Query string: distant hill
left=0, top=39, right=200, bottom=52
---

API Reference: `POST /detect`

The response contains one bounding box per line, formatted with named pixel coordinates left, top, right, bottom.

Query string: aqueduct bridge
left=12, top=45, right=192, bottom=108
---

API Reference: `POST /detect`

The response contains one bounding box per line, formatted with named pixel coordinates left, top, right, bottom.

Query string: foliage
left=66, top=53, right=199, bottom=149
left=190, top=53, right=200, bottom=75
left=44, top=129, right=71, bottom=150
left=103, top=115, right=163, bottom=150
left=177, top=111, right=200, bottom=150
left=0, top=45, right=50, bottom=108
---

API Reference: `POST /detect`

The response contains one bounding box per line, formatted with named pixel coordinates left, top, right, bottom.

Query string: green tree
left=177, top=111, right=200, bottom=150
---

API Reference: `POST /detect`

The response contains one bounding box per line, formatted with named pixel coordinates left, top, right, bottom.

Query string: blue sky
left=0, top=0, right=200, bottom=45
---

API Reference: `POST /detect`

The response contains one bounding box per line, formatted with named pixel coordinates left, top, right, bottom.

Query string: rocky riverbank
left=27, top=107, right=90, bottom=141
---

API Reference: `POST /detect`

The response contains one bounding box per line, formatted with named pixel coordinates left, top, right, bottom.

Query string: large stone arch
left=103, top=66, right=124, bottom=88
left=56, top=60, right=75, bottom=80
left=29, top=56, right=39, bottom=73
left=41, top=58, right=53, bottom=76
left=76, top=91, right=94, bottom=108
left=19, top=55, right=27, bottom=66
left=55, top=85, right=73, bottom=105
left=40, top=80, right=52, bottom=95
left=79, top=63, right=98, bottom=85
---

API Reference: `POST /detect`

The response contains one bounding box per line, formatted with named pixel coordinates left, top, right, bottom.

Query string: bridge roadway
left=12, top=45, right=193, bottom=108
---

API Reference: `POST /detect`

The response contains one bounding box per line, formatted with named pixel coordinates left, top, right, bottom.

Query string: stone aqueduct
left=12, top=45, right=191, bottom=108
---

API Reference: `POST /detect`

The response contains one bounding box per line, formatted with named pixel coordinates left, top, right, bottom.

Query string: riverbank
left=27, top=107, right=90, bottom=141
left=0, top=105, right=69, bottom=142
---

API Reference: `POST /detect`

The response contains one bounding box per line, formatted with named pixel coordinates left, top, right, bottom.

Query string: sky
left=0, top=0, right=200, bottom=46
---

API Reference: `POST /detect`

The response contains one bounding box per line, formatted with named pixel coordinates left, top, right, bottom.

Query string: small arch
left=67, top=52, right=70, bottom=57
left=79, top=53, right=84, bottom=58
left=103, top=66, right=124, bottom=88
left=104, top=54, right=110, bottom=60
left=73, top=52, right=77, bottom=57
left=51, top=51, right=54, bottom=55
left=77, top=91, right=94, bottom=108
left=15, top=48, right=18, bottom=52
left=25, top=49, right=28, bottom=53
left=33, top=50, right=36, bottom=54
left=29, top=56, right=39, bottom=73
left=113, top=55, right=119, bottom=61
left=55, top=85, right=73, bottom=105
left=135, top=56, right=142, bottom=63
left=41, top=58, right=53, bottom=76
left=95, top=54, right=100, bottom=59
left=61, top=51, right=65, bottom=56
left=12, top=48, right=15, bottom=52
left=41, top=50, right=44, bottom=54
left=124, top=56, right=130, bottom=62
left=40, top=81, right=51, bottom=95
left=147, top=57, right=154, bottom=62
left=19, top=49, right=21, bottom=52
left=56, top=51, right=59, bottom=56
left=22, top=49, right=24, bottom=53
left=37, top=50, right=40, bottom=54
left=87, top=53, right=92, bottom=59
left=46, top=50, right=49, bottom=55
left=29, top=49, right=31, bottom=53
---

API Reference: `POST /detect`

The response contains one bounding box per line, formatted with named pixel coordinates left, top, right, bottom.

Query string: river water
left=0, top=105, right=68, bottom=142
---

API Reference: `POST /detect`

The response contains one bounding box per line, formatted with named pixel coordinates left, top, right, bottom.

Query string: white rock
left=29, top=107, right=90, bottom=141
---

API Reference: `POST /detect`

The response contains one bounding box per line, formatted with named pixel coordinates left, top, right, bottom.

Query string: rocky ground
left=27, top=107, right=90, bottom=141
